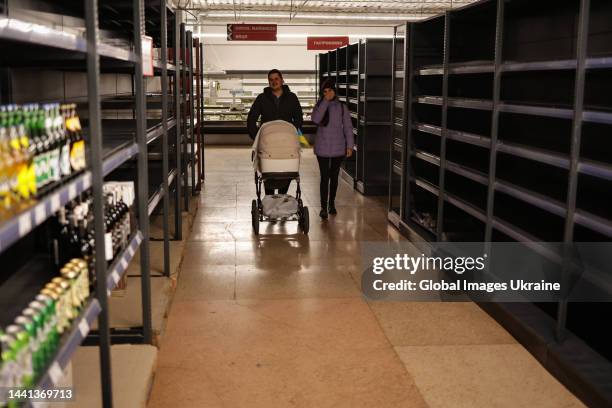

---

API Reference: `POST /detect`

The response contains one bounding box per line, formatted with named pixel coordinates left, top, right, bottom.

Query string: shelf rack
left=393, top=1, right=612, bottom=406
left=0, top=1, right=197, bottom=407
left=388, top=23, right=408, bottom=227
left=317, top=39, right=393, bottom=196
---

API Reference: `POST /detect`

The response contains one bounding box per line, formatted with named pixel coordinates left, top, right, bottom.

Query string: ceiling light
left=202, top=12, right=424, bottom=21
left=192, top=33, right=394, bottom=39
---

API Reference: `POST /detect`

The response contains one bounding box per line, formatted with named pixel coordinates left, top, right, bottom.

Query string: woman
left=311, top=79, right=355, bottom=219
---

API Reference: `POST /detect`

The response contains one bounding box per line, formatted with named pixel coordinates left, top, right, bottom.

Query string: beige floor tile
left=154, top=299, right=427, bottom=408
left=182, top=241, right=236, bottom=265
left=174, top=264, right=236, bottom=301
left=70, top=345, right=157, bottom=408
left=92, top=276, right=171, bottom=333
left=235, top=264, right=360, bottom=300
left=148, top=365, right=225, bottom=408
left=235, top=240, right=362, bottom=268
left=196, top=206, right=237, bottom=222
left=369, top=302, right=517, bottom=346
left=189, top=222, right=236, bottom=242
left=199, top=196, right=237, bottom=208
left=396, top=344, right=585, bottom=408
left=147, top=147, right=581, bottom=408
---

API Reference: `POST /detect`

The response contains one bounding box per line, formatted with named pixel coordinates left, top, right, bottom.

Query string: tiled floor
left=147, top=147, right=584, bottom=408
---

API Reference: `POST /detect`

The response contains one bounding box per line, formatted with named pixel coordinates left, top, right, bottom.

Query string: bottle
left=0, top=107, right=14, bottom=218
left=103, top=194, right=115, bottom=264
left=7, top=105, right=29, bottom=209
left=68, top=104, right=85, bottom=172
left=4, top=325, right=32, bottom=388
left=59, top=105, right=71, bottom=177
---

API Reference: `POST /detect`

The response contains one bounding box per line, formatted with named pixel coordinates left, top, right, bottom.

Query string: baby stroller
left=251, top=120, right=309, bottom=235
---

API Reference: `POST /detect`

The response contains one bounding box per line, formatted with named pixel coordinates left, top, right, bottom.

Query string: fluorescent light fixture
left=202, top=12, right=424, bottom=21
left=193, top=33, right=394, bottom=39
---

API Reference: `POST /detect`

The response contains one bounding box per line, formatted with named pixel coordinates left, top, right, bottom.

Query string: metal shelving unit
left=318, top=39, right=392, bottom=196
left=0, top=1, right=197, bottom=407
left=388, top=23, right=408, bottom=227
left=395, top=1, right=612, bottom=406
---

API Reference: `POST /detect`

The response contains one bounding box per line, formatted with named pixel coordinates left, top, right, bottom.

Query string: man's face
left=268, top=73, right=283, bottom=91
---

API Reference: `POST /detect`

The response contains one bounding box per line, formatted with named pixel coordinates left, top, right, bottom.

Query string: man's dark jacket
left=247, top=84, right=303, bottom=140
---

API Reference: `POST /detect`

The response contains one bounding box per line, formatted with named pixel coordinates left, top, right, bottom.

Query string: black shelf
left=494, top=190, right=565, bottom=242
left=442, top=201, right=486, bottom=242
left=36, top=298, right=101, bottom=389
left=0, top=2, right=191, bottom=405
left=495, top=180, right=566, bottom=218
left=496, top=141, right=570, bottom=170
left=503, top=0, right=580, bottom=64
left=501, top=70, right=576, bottom=108
left=449, top=0, right=496, bottom=64
left=105, top=232, right=143, bottom=294
left=496, top=151, right=569, bottom=202
left=398, top=3, right=612, bottom=404
left=0, top=138, right=138, bottom=255
left=0, top=16, right=138, bottom=67
left=498, top=111, right=572, bottom=156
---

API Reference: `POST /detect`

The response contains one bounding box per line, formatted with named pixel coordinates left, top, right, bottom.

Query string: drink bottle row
left=54, top=181, right=135, bottom=279
left=0, top=103, right=86, bottom=222
left=0, top=181, right=135, bottom=406
left=0, top=258, right=89, bottom=407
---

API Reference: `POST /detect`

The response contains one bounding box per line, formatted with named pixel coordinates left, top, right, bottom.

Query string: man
left=247, top=69, right=303, bottom=195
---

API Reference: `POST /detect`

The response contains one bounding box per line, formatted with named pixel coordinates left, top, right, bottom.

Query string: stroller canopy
left=253, top=120, right=300, bottom=160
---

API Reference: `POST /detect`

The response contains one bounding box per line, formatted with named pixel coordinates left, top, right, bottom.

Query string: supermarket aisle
left=147, top=147, right=583, bottom=408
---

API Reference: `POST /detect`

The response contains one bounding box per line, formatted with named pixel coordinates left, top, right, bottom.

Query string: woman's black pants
left=317, top=155, right=344, bottom=208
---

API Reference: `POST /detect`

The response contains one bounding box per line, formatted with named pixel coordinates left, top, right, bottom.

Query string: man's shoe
left=328, top=205, right=337, bottom=215
left=319, top=209, right=328, bottom=219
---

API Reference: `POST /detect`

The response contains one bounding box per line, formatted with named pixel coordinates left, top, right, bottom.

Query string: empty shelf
left=413, top=177, right=440, bottom=196
left=416, top=65, right=444, bottom=76
left=578, top=160, right=612, bottom=181
left=448, top=98, right=494, bottom=111
left=414, top=150, right=441, bottom=166
left=497, top=141, right=570, bottom=169
left=449, top=62, right=494, bottom=74
left=502, top=59, right=577, bottom=72
left=586, top=57, right=612, bottom=70
left=446, top=129, right=491, bottom=148
left=492, top=218, right=563, bottom=264
left=495, top=180, right=567, bottom=218
left=414, top=122, right=442, bottom=136
left=445, top=193, right=487, bottom=223
left=583, top=110, right=612, bottom=125
left=416, top=96, right=443, bottom=106
left=446, top=161, right=489, bottom=185
left=498, top=103, right=574, bottom=120
left=574, top=210, right=612, bottom=239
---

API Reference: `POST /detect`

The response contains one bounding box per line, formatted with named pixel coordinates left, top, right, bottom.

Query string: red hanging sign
left=227, top=24, right=277, bottom=41
left=307, top=36, right=349, bottom=50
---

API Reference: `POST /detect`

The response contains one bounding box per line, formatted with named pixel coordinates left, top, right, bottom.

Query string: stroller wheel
left=251, top=200, right=259, bottom=235
left=301, top=206, right=310, bottom=234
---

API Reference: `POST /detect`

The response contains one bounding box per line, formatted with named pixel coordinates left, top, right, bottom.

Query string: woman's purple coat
left=311, top=99, right=355, bottom=158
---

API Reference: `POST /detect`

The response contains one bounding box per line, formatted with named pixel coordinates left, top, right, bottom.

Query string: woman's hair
left=267, top=69, right=283, bottom=79
left=317, top=79, right=341, bottom=127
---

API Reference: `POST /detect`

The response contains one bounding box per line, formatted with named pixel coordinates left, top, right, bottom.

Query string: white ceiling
left=176, top=0, right=479, bottom=25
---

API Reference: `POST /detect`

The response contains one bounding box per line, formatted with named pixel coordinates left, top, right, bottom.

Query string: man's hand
left=346, top=148, right=353, bottom=158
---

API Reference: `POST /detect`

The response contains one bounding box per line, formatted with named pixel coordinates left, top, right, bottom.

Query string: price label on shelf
left=78, top=319, right=90, bottom=337
left=34, top=204, right=46, bottom=225
left=142, top=35, right=154, bottom=77
left=18, top=213, right=32, bottom=236
left=48, top=362, right=64, bottom=385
